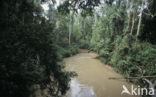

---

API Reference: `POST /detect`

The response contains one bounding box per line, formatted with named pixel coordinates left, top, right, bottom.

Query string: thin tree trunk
left=69, top=15, right=71, bottom=45
left=130, top=0, right=135, bottom=35
left=136, top=0, right=144, bottom=40
left=127, top=0, right=133, bottom=32
left=69, top=13, right=74, bottom=45
left=130, top=10, right=135, bottom=35
left=126, top=0, right=129, bottom=9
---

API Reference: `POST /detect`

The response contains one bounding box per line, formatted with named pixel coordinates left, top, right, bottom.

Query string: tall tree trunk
left=130, top=0, right=135, bottom=35
left=136, top=0, right=144, bottom=40
left=127, top=0, right=133, bottom=32
left=130, top=10, right=135, bottom=35
left=126, top=0, right=129, bottom=9
left=69, top=14, right=71, bottom=45
left=69, top=13, right=74, bottom=45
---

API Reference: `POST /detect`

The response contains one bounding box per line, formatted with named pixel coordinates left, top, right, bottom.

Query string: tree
left=136, top=0, right=144, bottom=40
left=0, top=0, right=74, bottom=97
left=69, top=12, right=74, bottom=45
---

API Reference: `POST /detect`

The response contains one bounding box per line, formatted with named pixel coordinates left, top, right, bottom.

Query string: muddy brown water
left=64, top=49, right=141, bottom=97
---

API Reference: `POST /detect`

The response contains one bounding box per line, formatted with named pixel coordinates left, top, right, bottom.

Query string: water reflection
left=66, top=78, right=96, bottom=97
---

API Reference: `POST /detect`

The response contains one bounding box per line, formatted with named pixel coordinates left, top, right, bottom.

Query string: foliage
left=57, top=44, right=78, bottom=59
left=0, top=0, right=76, bottom=97
left=1, top=0, right=156, bottom=97
left=58, top=0, right=100, bottom=15
left=72, top=0, right=156, bottom=88
left=89, top=2, right=156, bottom=90
left=72, top=15, right=94, bottom=49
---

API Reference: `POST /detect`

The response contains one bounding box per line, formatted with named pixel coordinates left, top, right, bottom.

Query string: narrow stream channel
left=64, top=49, right=141, bottom=97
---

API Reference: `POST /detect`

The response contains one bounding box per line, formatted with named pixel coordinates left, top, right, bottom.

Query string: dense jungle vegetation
left=0, top=0, right=156, bottom=97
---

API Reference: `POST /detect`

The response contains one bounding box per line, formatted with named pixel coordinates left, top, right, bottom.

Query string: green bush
left=96, top=34, right=156, bottom=79
left=110, top=39, right=156, bottom=77
left=57, top=44, right=78, bottom=58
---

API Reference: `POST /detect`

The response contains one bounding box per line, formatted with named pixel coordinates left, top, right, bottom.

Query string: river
left=64, top=49, right=141, bottom=97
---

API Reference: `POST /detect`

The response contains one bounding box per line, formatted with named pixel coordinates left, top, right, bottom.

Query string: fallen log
left=109, top=75, right=156, bottom=80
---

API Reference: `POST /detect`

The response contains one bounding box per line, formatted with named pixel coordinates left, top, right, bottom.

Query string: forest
left=0, top=0, right=156, bottom=97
